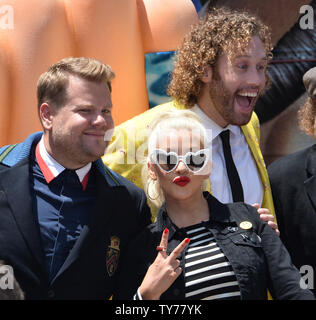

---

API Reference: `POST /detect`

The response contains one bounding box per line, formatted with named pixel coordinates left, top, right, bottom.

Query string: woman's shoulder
left=206, top=193, right=261, bottom=230
left=226, top=202, right=261, bottom=222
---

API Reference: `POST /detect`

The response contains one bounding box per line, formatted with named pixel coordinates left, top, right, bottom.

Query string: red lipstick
left=173, top=176, right=190, bottom=187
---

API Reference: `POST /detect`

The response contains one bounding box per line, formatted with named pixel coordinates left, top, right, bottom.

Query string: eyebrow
left=234, top=55, right=268, bottom=61
left=74, top=103, right=113, bottom=109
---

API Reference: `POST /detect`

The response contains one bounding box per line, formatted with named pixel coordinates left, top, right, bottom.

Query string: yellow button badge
left=239, top=221, right=253, bottom=230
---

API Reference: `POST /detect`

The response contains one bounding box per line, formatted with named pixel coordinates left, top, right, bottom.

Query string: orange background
left=0, top=0, right=313, bottom=164
left=0, top=0, right=198, bottom=145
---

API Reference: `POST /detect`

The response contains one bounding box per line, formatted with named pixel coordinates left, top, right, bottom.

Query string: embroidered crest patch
left=106, top=236, right=120, bottom=277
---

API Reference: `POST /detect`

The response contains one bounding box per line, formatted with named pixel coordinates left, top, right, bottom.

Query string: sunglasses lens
left=186, top=152, right=207, bottom=171
left=156, top=151, right=178, bottom=171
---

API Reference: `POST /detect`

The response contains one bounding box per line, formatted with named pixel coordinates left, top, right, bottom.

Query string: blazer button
left=47, top=289, right=55, bottom=299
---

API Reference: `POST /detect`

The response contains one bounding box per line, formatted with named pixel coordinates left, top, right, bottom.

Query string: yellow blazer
left=103, top=100, right=275, bottom=219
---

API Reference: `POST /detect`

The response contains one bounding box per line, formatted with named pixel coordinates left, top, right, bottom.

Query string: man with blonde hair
left=0, top=57, right=151, bottom=299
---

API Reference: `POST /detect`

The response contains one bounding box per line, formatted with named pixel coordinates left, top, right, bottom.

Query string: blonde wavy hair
left=142, top=109, right=210, bottom=208
left=167, top=7, right=273, bottom=107
left=298, top=97, right=316, bottom=137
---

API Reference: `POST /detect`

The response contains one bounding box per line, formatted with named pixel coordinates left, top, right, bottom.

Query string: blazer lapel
left=304, top=145, right=316, bottom=210
left=0, top=160, right=46, bottom=272
left=241, top=119, right=275, bottom=215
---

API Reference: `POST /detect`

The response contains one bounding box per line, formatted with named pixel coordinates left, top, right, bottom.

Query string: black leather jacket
left=116, top=193, right=315, bottom=300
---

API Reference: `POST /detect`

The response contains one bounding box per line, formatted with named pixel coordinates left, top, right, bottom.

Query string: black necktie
left=219, top=130, right=244, bottom=202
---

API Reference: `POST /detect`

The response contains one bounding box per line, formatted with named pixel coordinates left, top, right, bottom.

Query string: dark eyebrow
left=74, top=103, right=113, bottom=109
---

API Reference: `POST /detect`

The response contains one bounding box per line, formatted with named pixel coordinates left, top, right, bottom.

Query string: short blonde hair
left=37, top=57, right=115, bottom=111
left=143, top=109, right=210, bottom=208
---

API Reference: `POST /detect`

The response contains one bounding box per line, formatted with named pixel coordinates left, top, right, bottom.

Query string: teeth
left=238, top=92, right=258, bottom=97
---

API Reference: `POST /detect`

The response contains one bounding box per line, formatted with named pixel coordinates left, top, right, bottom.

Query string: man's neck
left=197, top=87, right=228, bottom=128
left=42, top=134, right=90, bottom=170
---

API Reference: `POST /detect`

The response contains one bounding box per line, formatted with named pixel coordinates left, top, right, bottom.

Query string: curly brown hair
left=298, top=97, right=316, bottom=137
left=167, top=7, right=273, bottom=107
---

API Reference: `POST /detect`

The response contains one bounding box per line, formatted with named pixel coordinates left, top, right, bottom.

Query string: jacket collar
left=6, top=131, right=120, bottom=188
left=306, top=144, right=316, bottom=176
left=156, top=192, right=237, bottom=240
left=304, top=144, right=316, bottom=210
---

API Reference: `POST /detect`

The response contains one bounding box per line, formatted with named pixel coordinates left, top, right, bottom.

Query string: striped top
left=184, top=222, right=241, bottom=300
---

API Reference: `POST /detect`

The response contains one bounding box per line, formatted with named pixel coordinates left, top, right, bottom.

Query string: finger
left=170, top=259, right=180, bottom=270
left=257, top=208, right=271, bottom=215
left=260, top=213, right=275, bottom=222
left=252, top=203, right=260, bottom=210
left=158, top=228, right=169, bottom=254
left=169, top=238, right=190, bottom=261
left=267, top=221, right=280, bottom=236
left=267, top=220, right=278, bottom=230
left=173, top=266, right=182, bottom=278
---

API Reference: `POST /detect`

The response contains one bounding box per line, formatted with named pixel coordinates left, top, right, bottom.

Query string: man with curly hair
left=104, top=8, right=277, bottom=227
left=268, top=66, right=316, bottom=295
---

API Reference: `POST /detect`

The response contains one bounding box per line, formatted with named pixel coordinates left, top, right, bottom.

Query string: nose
left=92, top=112, right=107, bottom=127
left=247, top=67, right=265, bottom=87
left=175, top=160, right=188, bottom=174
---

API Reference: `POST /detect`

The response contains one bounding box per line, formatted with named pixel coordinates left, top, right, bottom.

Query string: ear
left=200, top=66, right=212, bottom=84
left=39, top=103, right=54, bottom=130
left=147, top=159, right=158, bottom=180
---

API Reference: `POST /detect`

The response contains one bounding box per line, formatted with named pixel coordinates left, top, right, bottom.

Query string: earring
left=147, top=179, right=159, bottom=201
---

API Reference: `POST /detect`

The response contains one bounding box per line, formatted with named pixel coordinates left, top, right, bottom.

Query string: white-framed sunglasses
left=152, top=148, right=210, bottom=173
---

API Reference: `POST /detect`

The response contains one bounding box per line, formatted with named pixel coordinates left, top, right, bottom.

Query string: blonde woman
left=116, top=110, right=314, bottom=300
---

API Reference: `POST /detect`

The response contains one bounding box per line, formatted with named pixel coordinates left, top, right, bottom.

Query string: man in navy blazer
left=268, top=67, right=316, bottom=295
left=0, top=57, right=151, bottom=299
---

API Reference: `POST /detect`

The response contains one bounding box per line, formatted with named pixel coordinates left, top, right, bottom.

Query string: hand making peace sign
left=138, top=228, right=190, bottom=300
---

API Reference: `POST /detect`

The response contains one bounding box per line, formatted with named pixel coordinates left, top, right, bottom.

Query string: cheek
left=156, top=173, right=174, bottom=190
left=157, top=172, right=170, bottom=184
left=260, top=75, right=267, bottom=90
left=106, top=115, right=114, bottom=128
left=192, top=175, right=207, bottom=187
left=67, top=116, right=90, bottom=131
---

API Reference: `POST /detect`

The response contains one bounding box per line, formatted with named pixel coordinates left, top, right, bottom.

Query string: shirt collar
left=36, top=137, right=91, bottom=189
left=191, top=104, right=242, bottom=140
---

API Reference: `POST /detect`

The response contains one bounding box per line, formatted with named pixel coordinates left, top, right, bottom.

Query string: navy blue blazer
left=268, top=144, right=316, bottom=295
left=0, top=132, right=151, bottom=299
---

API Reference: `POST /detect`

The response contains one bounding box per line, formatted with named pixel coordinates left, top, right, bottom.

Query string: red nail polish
left=185, top=238, right=190, bottom=244
left=164, top=228, right=169, bottom=234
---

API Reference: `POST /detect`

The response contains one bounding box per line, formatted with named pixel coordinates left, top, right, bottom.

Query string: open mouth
left=235, top=91, right=258, bottom=112
left=173, top=176, right=191, bottom=187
